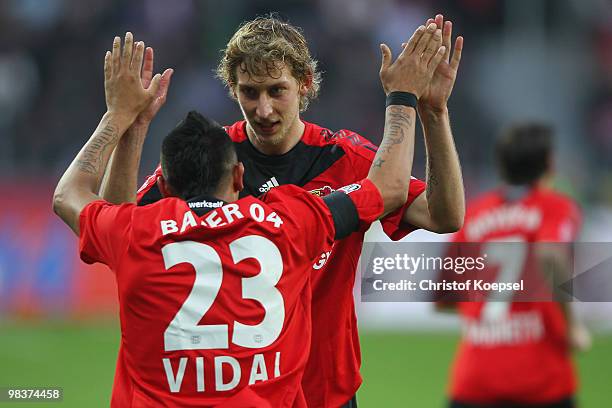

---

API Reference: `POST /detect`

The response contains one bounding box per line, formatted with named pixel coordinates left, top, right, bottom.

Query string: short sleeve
left=535, top=200, right=581, bottom=242
left=330, top=131, right=427, bottom=241
left=79, top=200, right=135, bottom=268
left=263, top=181, right=383, bottom=258
left=331, top=178, right=385, bottom=227
left=380, top=177, right=426, bottom=241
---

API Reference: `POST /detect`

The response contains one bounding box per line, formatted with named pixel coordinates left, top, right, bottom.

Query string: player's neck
left=209, top=187, right=239, bottom=204
left=247, top=117, right=305, bottom=156
left=502, top=185, right=530, bottom=201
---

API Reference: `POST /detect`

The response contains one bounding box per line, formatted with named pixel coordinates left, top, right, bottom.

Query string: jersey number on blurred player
left=481, top=236, right=527, bottom=321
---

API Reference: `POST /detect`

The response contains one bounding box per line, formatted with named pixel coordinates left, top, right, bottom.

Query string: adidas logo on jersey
left=258, top=177, right=280, bottom=193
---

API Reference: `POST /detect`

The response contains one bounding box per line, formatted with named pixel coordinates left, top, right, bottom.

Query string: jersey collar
left=185, top=195, right=227, bottom=216
left=501, top=185, right=531, bottom=202
left=239, top=121, right=312, bottom=166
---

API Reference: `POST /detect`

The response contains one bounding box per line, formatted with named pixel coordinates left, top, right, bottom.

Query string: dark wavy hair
left=161, top=111, right=236, bottom=199
left=496, top=122, right=553, bottom=186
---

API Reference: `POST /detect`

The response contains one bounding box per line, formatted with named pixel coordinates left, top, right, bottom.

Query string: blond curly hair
left=216, top=16, right=322, bottom=112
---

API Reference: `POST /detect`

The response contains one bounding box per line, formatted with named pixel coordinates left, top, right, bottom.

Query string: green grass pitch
left=0, top=321, right=610, bottom=407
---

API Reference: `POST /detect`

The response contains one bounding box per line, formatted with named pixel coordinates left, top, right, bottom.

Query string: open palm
left=418, top=15, right=463, bottom=112
left=133, top=47, right=173, bottom=127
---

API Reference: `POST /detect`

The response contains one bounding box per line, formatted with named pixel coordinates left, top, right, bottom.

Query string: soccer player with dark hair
left=101, top=14, right=465, bottom=407
left=441, top=122, right=591, bottom=408
left=53, top=29, right=446, bottom=407
left=496, top=123, right=554, bottom=186
left=158, top=113, right=239, bottom=200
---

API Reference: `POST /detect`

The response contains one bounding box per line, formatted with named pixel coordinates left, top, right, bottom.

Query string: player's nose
left=255, top=94, right=273, bottom=118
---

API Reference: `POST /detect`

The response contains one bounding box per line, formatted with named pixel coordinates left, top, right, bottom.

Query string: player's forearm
left=368, top=105, right=416, bottom=215
left=100, top=124, right=148, bottom=204
left=421, top=107, right=464, bottom=231
left=53, top=111, right=133, bottom=234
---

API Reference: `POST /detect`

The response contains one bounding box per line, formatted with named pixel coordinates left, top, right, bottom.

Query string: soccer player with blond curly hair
left=101, top=14, right=465, bottom=407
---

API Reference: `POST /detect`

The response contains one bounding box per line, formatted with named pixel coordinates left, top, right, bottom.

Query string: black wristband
left=385, top=91, right=418, bottom=109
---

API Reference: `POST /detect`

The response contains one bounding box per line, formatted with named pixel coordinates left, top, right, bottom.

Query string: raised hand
left=133, top=46, right=173, bottom=127
left=416, top=14, right=463, bottom=112
left=380, top=23, right=446, bottom=99
left=104, top=32, right=162, bottom=122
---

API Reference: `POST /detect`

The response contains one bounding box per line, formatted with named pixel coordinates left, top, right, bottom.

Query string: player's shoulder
left=467, top=188, right=579, bottom=217
left=301, top=121, right=378, bottom=160
left=252, top=186, right=331, bottom=240
left=533, top=188, right=577, bottom=205
left=261, top=184, right=317, bottom=206
left=259, top=185, right=327, bottom=219
left=80, top=200, right=140, bottom=242
left=83, top=199, right=137, bottom=217
left=125, top=196, right=195, bottom=227
left=532, top=188, right=580, bottom=215
left=224, top=121, right=248, bottom=143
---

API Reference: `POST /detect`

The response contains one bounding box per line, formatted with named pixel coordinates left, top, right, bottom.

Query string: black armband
left=385, top=91, right=418, bottom=109
left=322, top=191, right=360, bottom=240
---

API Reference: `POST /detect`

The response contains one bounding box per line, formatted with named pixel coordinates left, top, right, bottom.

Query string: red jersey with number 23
left=79, top=181, right=383, bottom=407
left=449, top=187, right=581, bottom=405
left=136, top=120, right=427, bottom=407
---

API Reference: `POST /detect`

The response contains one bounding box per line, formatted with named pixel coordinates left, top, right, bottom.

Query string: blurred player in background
left=100, top=14, right=465, bottom=408
left=441, top=123, right=591, bottom=408
left=53, top=27, right=446, bottom=407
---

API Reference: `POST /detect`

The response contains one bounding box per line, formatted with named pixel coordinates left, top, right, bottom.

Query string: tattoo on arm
left=76, top=124, right=119, bottom=175
left=373, top=158, right=385, bottom=168
left=371, top=105, right=413, bottom=174
left=426, top=156, right=439, bottom=199
left=378, top=106, right=412, bottom=155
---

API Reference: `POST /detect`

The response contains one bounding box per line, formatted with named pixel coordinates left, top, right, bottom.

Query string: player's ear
left=299, top=71, right=312, bottom=96
left=233, top=162, right=245, bottom=193
left=157, top=176, right=177, bottom=198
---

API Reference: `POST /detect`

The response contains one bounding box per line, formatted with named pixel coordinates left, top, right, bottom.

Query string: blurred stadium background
left=1, top=0, right=611, bottom=406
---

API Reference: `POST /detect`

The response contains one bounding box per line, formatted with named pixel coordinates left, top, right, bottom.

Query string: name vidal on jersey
left=160, top=203, right=284, bottom=235
left=163, top=352, right=281, bottom=393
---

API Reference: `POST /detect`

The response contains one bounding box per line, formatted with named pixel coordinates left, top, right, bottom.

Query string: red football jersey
left=136, top=121, right=427, bottom=407
left=80, top=182, right=383, bottom=407
left=449, top=187, right=581, bottom=405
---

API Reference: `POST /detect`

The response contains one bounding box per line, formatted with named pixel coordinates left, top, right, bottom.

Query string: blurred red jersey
left=449, top=187, right=581, bottom=405
left=136, top=120, right=427, bottom=407
left=79, top=182, right=383, bottom=407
